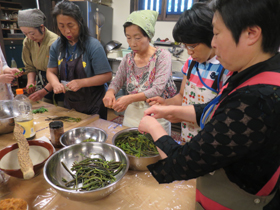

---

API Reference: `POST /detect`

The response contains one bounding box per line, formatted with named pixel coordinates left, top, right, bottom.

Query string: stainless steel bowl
left=60, top=127, right=108, bottom=147
left=112, top=128, right=161, bottom=171
left=0, top=100, right=16, bottom=135
left=43, top=142, right=129, bottom=201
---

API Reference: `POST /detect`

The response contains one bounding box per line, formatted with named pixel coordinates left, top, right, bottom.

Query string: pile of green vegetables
left=61, top=155, right=125, bottom=191
left=45, top=116, right=81, bottom=122
left=82, top=138, right=96, bottom=142
left=115, top=131, right=159, bottom=157
left=32, top=107, right=48, bottom=114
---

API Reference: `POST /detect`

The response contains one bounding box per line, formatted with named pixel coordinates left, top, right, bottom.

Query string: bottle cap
left=49, top=121, right=63, bottom=129
left=16, top=89, right=24, bottom=95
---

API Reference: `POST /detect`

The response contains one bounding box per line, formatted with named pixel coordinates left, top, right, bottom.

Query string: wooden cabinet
left=0, top=1, right=23, bottom=66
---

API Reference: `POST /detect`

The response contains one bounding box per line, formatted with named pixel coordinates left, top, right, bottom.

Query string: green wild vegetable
left=14, top=68, right=23, bottom=76
left=45, top=116, right=81, bottom=122
left=115, top=131, right=159, bottom=157
left=60, top=154, right=125, bottom=191
left=32, top=107, right=48, bottom=114
left=82, top=138, right=96, bottom=142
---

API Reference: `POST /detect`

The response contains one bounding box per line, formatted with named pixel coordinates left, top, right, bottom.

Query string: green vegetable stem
left=61, top=154, right=125, bottom=191
left=115, top=131, right=159, bottom=157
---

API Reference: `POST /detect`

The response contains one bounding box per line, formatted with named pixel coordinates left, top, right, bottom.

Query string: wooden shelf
left=0, top=19, right=17, bottom=22
left=1, top=7, right=20, bottom=11
left=2, top=28, right=21, bottom=30
left=3, top=38, right=24, bottom=41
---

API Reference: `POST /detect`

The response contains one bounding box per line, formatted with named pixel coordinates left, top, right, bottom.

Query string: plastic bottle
left=11, top=57, right=17, bottom=68
left=13, top=89, right=36, bottom=139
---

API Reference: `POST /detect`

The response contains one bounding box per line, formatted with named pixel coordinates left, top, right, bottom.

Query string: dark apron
left=196, top=71, right=280, bottom=209
left=60, top=54, right=107, bottom=119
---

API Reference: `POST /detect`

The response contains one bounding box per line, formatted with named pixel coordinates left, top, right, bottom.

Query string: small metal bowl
left=43, top=142, right=129, bottom=201
left=60, top=127, right=108, bottom=147
left=112, top=128, right=160, bottom=171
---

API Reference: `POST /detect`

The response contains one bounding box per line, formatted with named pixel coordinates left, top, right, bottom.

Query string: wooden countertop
left=0, top=101, right=196, bottom=209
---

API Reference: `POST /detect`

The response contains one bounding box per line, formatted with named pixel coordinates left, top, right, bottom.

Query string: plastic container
left=13, top=89, right=35, bottom=140
left=49, top=121, right=64, bottom=147
left=11, top=57, right=17, bottom=68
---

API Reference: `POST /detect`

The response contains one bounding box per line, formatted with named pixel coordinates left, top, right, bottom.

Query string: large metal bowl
left=60, top=127, right=108, bottom=147
left=43, top=142, right=129, bottom=201
left=112, top=128, right=161, bottom=171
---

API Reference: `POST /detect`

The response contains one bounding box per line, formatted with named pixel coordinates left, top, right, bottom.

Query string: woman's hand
left=66, top=79, right=82, bottom=92
left=28, top=89, right=47, bottom=102
left=103, top=90, right=116, bottom=109
left=26, top=82, right=36, bottom=94
left=112, top=95, right=132, bottom=113
left=144, top=105, right=169, bottom=119
left=138, top=115, right=159, bottom=134
left=4, top=68, right=23, bottom=78
left=53, top=82, right=66, bottom=94
left=146, top=96, right=166, bottom=106
left=0, top=74, right=15, bottom=84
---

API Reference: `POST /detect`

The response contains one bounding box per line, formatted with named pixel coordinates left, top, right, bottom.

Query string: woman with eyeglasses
left=147, top=2, right=232, bottom=143
left=103, top=10, right=177, bottom=134
left=18, top=9, right=64, bottom=105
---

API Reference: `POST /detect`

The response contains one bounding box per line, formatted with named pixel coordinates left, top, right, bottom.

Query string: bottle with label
left=11, top=57, right=17, bottom=68
left=13, top=89, right=35, bottom=140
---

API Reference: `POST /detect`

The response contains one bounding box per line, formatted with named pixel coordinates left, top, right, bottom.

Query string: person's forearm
left=107, top=88, right=116, bottom=96
left=43, top=83, right=53, bottom=92
left=168, top=105, right=197, bottom=123
left=80, top=72, right=112, bottom=87
left=27, top=72, right=36, bottom=84
left=165, top=93, right=183, bottom=105
left=46, top=70, right=60, bottom=87
left=129, top=92, right=147, bottom=103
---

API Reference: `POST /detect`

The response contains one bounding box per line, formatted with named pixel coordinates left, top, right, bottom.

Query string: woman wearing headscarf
left=18, top=9, right=63, bottom=105
left=103, top=10, right=176, bottom=134
left=47, top=0, right=112, bottom=119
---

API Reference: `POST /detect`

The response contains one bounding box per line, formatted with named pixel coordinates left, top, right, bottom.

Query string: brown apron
left=196, top=72, right=280, bottom=209
left=60, top=54, right=107, bottom=119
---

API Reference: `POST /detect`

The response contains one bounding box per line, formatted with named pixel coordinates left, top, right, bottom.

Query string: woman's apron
left=0, top=58, right=13, bottom=100
left=181, top=61, right=225, bottom=142
left=123, top=101, right=171, bottom=135
left=60, top=54, right=107, bottom=119
left=196, top=71, right=280, bottom=209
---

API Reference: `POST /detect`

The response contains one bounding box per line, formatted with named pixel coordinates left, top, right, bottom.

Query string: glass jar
left=49, top=121, right=64, bottom=147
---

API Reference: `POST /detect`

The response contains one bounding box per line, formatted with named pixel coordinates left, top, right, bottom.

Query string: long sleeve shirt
left=108, top=48, right=176, bottom=99
left=147, top=53, right=280, bottom=197
left=22, top=28, right=58, bottom=74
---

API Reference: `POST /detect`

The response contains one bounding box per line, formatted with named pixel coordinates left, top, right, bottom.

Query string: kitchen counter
left=0, top=101, right=196, bottom=210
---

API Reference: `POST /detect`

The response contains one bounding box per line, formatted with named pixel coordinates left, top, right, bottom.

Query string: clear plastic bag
left=0, top=170, right=10, bottom=198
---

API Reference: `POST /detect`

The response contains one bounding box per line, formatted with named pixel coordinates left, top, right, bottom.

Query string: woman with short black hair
left=147, top=2, right=232, bottom=142
left=139, top=0, right=280, bottom=208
